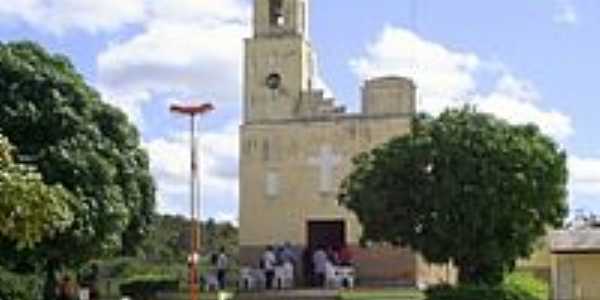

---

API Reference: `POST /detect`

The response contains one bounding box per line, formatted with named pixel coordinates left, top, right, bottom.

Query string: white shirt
left=312, top=249, right=329, bottom=274
left=217, top=253, right=228, bottom=270
left=262, top=250, right=276, bottom=271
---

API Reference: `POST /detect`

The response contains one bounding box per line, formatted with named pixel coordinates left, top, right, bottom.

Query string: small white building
left=550, top=230, right=600, bottom=300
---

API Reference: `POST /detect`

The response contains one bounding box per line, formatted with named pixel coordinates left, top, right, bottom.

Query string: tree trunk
left=457, top=261, right=504, bottom=286
left=458, top=264, right=477, bottom=285
left=43, top=261, right=57, bottom=300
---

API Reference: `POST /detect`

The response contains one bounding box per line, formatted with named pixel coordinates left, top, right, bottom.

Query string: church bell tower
left=244, top=0, right=313, bottom=122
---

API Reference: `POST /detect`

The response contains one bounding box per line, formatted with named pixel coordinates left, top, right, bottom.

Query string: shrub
left=504, top=272, right=549, bottom=300
left=426, top=284, right=539, bottom=300
left=119, top=276, right=179, bottom=300
left=0, top=268, right=41, bottom=300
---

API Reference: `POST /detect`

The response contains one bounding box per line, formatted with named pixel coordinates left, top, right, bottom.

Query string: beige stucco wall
left=416, top=255, right=457, bottom=287
left=517, top=237, right=552, bottom=282
left=244, top=36, right=313, bottom=122
left=239, top=116, right=411, bottom=246
left=362, top=77, right=416, bottom=116
left=552, top=254, right=600, bottom=300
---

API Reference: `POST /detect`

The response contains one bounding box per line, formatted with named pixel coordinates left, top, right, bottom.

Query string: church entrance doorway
left=307, top=220, right=346, bottom=249
left=304, top=220, right=346, bottom=286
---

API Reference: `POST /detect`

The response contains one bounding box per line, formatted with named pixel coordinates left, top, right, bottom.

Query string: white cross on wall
left=266, top=171, right=279, bottom=197
left=308, top=145, right=342, bottom=193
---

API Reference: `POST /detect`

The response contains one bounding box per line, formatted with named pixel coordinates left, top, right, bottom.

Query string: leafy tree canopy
left=0, top=135, right=75, bottom=249
left=339, top=107, right=568, bottom=285
left=0, top=41, right=155, bottom=276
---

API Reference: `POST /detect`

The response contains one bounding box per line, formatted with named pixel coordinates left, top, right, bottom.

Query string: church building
left=239, top=0, right=453, bottom=286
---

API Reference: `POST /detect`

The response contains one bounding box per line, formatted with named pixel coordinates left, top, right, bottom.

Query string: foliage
left=504, top=272, right=548, bottom=300
left=0, top=40, right=155, bottom=261
left=138, top=215, right=239, bottom=263
left=426, top=274, right=548, bottom=300
left=104, top=257, right=188, bottom=281
left=425, top=284, right=540, bottom=300
left=97, top=215, right=238, bottom=290
left=119, top=276, right=179, bottom=300
left=339, top=107, right=568, bottom=285
left=0, top=267, right=42, bottom=300
left=0, top=135, right=75, bottom=249
left=0, top=41, right=155, bottom=298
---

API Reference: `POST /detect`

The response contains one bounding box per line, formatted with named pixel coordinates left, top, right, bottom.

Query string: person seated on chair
left=338, top=245, right=354, bottom=266
left=327, top=246, right=340, bottom=266
left=312, top=246, right=329, bottom=288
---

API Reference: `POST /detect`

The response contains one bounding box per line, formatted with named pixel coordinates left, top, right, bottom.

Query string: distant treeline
left=136, top=214, right=239, bottom=262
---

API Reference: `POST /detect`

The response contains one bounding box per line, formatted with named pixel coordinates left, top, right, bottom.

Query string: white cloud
left=351, top=26, right=480, bottom=115
left=350, top=26, right=574, bottom=141
left=474, top=74, right=574, bottom=140
left=97, top=0, right=250, bottom=126
left=554, top=0, right=579, bottom=26
left=94, top=0, right=249, bottom=218
left=99, top=21, right=248, bottom=99
left=569, top=156, right=600, bottom=196
left=147, top=0, right=250, bottom=25
left=144, top=122, right=239, bottom=217
left=0, top=0, right=146, bottom=35
left=0, top=0, right=251, bottom=35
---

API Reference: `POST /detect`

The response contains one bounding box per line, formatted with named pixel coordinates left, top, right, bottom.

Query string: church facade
left=239, top=0, right=453, bottom=286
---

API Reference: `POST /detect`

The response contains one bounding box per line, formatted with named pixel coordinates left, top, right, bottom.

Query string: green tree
left=0, top=41, right=155, bottom=299
left=138, top=214, right=189, bottom=262
left=339, top=107, right=568, bottom=285
left=0, top=135, right=74, bottom=249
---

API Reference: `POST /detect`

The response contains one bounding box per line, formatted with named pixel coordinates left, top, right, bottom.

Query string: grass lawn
left=102, top=289, right=423, bottom=300
left=339, top=289, right=424, bottom=300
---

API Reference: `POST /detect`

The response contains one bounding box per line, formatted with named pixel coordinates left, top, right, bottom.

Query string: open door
left=307, top=220, right=346, bottom=250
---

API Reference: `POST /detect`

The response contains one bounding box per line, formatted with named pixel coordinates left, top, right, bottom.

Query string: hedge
left=119, top=276, right=179, bottom=300
left=0, top=269, right=40, bottom=300
left=426, top=284, right=541, bottom=300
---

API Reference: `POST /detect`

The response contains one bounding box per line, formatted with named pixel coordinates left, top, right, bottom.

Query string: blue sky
left=1, top=0, right=599, bottom=222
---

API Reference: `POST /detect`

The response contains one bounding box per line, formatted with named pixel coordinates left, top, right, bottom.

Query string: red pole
left=191, top=114, right=197, bottom=300
left=170, top=103, right=214, bottom=300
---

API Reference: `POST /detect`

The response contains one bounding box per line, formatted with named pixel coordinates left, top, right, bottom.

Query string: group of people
left=256, top=243, right=353, bottom=289
left=260, top=242, right=298, bottom=289
left=311, top=245, right=353, bottom=287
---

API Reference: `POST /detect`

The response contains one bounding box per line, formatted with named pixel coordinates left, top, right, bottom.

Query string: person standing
left=216, top=247, right=229, bottom=290
left=312, top=247, right=329, bottom=287
left=57, top=274, right=78, bottom=300
left=262, top=245, right=277, bottom=289
left=281, top=242, right=297, bottom=266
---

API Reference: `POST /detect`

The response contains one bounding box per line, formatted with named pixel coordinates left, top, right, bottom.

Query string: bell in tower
left=254, top=0, right=308, bottom=37
left=270, top=0, right=285, bottom=27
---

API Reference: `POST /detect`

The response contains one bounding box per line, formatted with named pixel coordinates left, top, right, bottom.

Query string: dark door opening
left=304, top=220, right=346, bottom=286
left=307, top=220, right=346, bottom=250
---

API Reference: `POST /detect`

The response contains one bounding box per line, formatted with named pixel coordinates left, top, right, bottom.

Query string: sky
left=0, top=0, right=599, bottom=223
